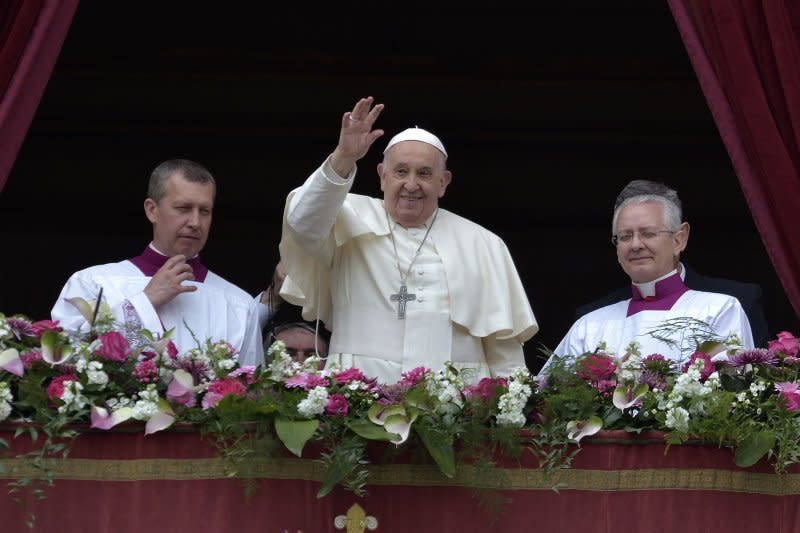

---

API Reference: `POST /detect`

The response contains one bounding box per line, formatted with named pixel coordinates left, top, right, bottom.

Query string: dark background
left=1, top=3, right=797, bottom=371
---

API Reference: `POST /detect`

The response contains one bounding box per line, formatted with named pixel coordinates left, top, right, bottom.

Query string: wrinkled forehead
left=615, top=200, right=665, bottom=228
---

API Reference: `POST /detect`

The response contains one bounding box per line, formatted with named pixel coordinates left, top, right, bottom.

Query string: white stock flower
left=297, top=386, right=328, bottom=418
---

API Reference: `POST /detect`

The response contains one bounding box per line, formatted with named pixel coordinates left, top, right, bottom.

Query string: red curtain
left=669, top=0, right=800, bottom=320
left=0, top=0, right=78, bottom=193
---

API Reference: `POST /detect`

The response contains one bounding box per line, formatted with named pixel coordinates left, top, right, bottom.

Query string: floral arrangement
left=2, top=301, right=800, bottom=512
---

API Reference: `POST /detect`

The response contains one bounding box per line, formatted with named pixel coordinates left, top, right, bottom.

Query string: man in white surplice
left=279, top=96, right=538, bottom=384
left=539, top=179, right=754, bottom=375
left=51, top=159, right=264, bottom=367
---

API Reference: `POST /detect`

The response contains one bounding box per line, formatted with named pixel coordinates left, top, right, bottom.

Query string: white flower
left=0, top=382, right=12, bottom=402
left=57, top=380, right=88, bottom=414
left=86, top=360, right=109, bottom=386
left=297, top=386, right=328, bottom=417
left=665, top=406, right=690, bottom=432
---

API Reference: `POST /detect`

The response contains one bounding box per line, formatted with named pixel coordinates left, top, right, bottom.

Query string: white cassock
left=51, top=246, right=264, bottom=366
left=542, top=271, right=754, bottom=374
left=279, top=157, right=538, bottom=384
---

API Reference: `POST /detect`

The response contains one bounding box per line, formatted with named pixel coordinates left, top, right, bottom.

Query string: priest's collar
left=129, top=244, right=208, bottom=282
left=626, top=269, right=688, bottom=316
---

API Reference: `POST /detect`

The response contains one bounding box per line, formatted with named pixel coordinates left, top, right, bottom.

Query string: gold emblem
left=334, top=503, right=378, bottom=532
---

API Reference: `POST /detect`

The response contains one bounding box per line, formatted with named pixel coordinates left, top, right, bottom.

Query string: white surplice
left=279, top=157, right=538, bottom=384
left=544, top=289, right=754, bottom=373
left=51, top=260, right=264, bottom=366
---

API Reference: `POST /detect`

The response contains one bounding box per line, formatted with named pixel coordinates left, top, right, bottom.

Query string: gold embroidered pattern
left=2, top=456, right=799, bottom=495
left=334, top=503, right=378, bottom=532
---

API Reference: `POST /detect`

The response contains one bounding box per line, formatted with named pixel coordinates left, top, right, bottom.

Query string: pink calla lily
left=145, top=399, right=176, bottom=435
left=613, top=383, right=649, bottom=410
left=40, top=330, right=72, bottom=365
left=0, top=348, right=23, bottom=377
left=566, top=416, right=603, bottom=443
left=90, top=405, right=133, bottom=430
left=166, top=369, right=201, bottom=406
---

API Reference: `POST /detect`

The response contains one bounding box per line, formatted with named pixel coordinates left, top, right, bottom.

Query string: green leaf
left=415, top=423, right=455, bottom=478
left=735, top=431, right=775, bottom=468
left=274, top=417, right=319, bottom=457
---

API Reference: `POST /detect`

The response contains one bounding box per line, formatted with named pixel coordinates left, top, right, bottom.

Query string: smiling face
left=144, top=172, right=214, bottom=258
left=615, top=201, right=688, bottom=283
left=378, top=140, right=452, bottom=227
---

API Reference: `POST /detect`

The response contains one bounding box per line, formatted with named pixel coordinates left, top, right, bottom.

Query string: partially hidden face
left=378, top=140, right=452, bottom=228
left=145, top=173, right=214, bottom=258
left=615, top=201, right=687, bottom=283
left=276, top=327, right=326, bottom=366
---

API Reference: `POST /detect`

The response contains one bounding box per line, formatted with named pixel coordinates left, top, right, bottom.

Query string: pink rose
left=332, top=367, right=366, bottom=385
left=576, top=353, right=617, bottom=382
left=30, top=319, right=62, bottom=337
left=769, top=331, right=800, bottom=357
left=465, top=377, right=508, bottom=401
left=775, top=382, right=800, bottom=412
left=325, top=393, right=349, bottom=416
left=96, top=331, right=132, bottom=362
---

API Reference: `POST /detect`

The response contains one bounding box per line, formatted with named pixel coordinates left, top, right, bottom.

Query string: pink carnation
left=769, top=331, right=800, bottom=358
left=46, top=374, right=78, bottom=402
left=20, top=350, right=43, bottom=369
left=202, top=378, right=247, bottom=410
left=681, top=351, right=715, bottom=381
left=284, top=373, right=329, bottom=391
left=775, top=382, right=800, bottom=412
left=324, top=393, right=349, bottom=416
left=398, top=367, right=429, bottom=388
left=96, top=331, right=132, bottom=362
left=229, top=365, right=257, bottom=384
left=133, top=359, right=159, bottom=383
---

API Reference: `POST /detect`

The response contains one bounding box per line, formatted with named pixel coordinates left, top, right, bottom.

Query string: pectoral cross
left=390, top=284, right=415, bottom=319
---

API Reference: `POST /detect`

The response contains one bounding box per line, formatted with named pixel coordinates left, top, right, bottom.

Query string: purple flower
left=728, top=348, right=778, bottom=368
left=6, top=317, right=35, bottom=341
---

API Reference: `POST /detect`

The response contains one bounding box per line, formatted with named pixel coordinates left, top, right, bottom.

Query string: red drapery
left=0, top=0, right=78, bottom=193
left=3, top=427, right=800, bottom=532
left=669, top=0, right=800, bottom=320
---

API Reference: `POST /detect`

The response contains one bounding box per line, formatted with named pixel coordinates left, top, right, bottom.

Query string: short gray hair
left=611, top=179, right=683, bottom=232
left=147, top=159, right=216, bottom=202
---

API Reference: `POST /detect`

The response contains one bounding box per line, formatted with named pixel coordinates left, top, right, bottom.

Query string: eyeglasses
left=611, top=229, right=675, bottom=247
